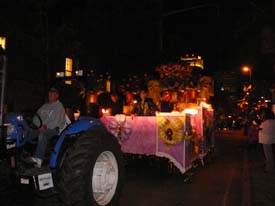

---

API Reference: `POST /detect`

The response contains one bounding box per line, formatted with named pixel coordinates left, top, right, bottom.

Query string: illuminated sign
left=180, top=56, right=204, bottom=69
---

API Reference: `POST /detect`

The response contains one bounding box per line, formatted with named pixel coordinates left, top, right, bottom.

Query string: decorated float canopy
left=100, top=100, right=214, bottom=174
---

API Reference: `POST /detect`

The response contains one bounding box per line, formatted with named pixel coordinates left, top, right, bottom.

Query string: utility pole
left=0, top=40, right=7, bottom=125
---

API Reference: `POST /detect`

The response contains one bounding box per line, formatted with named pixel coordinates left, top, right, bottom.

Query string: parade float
left=100, top=55, right=215, bottom=174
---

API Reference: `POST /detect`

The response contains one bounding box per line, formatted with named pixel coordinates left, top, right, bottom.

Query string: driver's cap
left=49, top=87, right=59, bottom=94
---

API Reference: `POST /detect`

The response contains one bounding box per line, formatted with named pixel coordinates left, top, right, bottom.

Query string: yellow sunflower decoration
left=158, top=116, right=191, bottom=148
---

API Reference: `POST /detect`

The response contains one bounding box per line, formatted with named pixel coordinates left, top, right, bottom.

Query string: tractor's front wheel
left=59, top=129, right=124, bottom=206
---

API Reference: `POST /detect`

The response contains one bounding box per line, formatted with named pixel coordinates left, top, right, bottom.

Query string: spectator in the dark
left=258, top=108, right=275, bottom=173
left=97, top=92, right=111, bottom=108
left=247, top=120, right=259, bottom=151
left=133, top=89, right=158, bottom=116
left=79, top=90, right=87, bottom=116
left=242, top=117, right=249, bottom=137
left=110, top=92, right=123, bottom=115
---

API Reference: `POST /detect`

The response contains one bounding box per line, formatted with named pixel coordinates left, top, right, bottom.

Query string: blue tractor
left=0, top=46, right=124, bottom=206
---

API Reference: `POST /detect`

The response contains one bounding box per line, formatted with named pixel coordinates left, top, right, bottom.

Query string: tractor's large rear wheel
left=59, top=129, right=124, bottom=206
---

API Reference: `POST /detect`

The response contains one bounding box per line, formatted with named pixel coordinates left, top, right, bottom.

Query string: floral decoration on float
left=155, top=63, right=193, bottom=90
left=157, top=116, right=193, bottom=149
left=109, top=114, right=132, bottom=141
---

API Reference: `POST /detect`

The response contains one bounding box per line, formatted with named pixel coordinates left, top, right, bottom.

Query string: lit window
left=65, top=58, right=73, bottom=84
left=56, top=72, right=65, bottom=78
left=75, top=70, right=83, bottom=76
left=0, top=36, right=6, bottom=50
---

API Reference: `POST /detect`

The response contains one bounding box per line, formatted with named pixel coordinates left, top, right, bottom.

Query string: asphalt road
left=120, top=130, right=247, bottom=206
left=1, top=130, right=247, bottom=206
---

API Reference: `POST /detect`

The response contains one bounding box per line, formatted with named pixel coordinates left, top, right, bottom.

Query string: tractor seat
left=58, top=114, right=72, bottom=135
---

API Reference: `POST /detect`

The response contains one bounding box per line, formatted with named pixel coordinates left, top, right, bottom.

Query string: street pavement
left=246, top=138, right=275, bottom=206
left=213, top=129, right=275, bottom=206
left=119, top=129, right=275, bottom=206
left=2, top=129, right=275, bottom=206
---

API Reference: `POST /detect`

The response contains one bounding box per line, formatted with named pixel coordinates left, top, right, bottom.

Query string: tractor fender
left=50, top=117, right=106, bottom=168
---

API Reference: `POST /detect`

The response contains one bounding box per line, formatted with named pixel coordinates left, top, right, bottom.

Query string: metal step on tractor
left=0, top=44, right=124, bottom=206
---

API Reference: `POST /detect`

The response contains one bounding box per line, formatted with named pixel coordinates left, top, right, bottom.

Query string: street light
left=242, top=66, right=252, bottom=82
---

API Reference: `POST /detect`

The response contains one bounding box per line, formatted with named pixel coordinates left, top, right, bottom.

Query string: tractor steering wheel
left=24, top=113, right=43, bottom=130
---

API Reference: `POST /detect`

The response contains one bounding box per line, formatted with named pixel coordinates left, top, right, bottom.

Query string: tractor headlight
left=16, top=115, right=24, bottom=121
left=6, top=123, right=16, bottom=135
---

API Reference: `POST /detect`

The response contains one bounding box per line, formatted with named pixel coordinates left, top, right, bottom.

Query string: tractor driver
left=25, top=87, right=67, bottom=168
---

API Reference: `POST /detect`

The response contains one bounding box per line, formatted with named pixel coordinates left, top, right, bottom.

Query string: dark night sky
left=1, top=0, right=274, bottom=112
left=161, top=0, right=255, bottom=72
left=162, top=0, right=222, bottom=70
left=0, top=0, right=272, bottom=79
left=162, top=0, right=272, bottom=73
